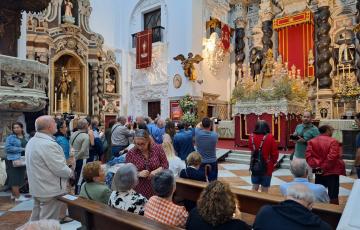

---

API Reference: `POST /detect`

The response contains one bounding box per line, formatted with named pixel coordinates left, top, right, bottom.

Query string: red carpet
left=217, top=139, right=294, bottom=154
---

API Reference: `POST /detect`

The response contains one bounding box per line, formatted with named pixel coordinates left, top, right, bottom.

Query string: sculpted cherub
left=173, top=53, right=203, bottom=81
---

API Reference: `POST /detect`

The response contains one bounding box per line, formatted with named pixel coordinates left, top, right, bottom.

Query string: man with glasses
left=305, top=125, right=345, bottom=204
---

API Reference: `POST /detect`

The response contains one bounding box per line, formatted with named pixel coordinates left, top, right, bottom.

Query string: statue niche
left=334, top=30, right=355, bottom=66
left=53, top=54, right=85, bottom=114
left=104, top=68, right=118, bottom=94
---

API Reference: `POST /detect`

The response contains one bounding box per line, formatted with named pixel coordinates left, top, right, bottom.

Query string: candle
left=67, top=94, right=70, bottom=112
left=348, top=65, right=351, bottom=77
left=316, top=78, right=319, bottom=100
left=60, top=94, right=63, bottom=114
left=54, top=92, right=57, bottom=112
left=336, top=101, right=339, bottom=118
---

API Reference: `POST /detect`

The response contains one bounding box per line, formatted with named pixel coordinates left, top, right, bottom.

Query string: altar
left=233, top=100, right=303, bottom=149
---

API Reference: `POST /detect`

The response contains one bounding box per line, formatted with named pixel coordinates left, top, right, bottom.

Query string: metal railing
left=131, top=26, right=165, bottom=48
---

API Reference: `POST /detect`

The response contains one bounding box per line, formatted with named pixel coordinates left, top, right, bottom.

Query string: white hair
left=16, top=219, right=61, bottom=230
left=35, top=115, right=54, bottom=132
left=287, top=184, right=315, bottom=204
left=290, top=158, right=308, bottom=178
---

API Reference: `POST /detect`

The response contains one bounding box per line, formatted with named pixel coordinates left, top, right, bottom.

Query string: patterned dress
left=109, top=189, right=148, bottom=215
left=125, top=143, right=169, bottom=199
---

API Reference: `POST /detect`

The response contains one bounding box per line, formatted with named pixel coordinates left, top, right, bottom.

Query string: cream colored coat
left=25, top=132, right=72, bottom=198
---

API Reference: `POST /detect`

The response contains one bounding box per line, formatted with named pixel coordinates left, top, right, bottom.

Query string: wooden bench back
left=58, top=196, right=183, bottom=230
left=175, top=178, right=344, bottom=229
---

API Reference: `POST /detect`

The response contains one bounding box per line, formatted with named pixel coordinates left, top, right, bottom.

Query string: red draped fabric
left=136, top=29, right=152, bottom=69
left=274, top=11, right=315, bottom=78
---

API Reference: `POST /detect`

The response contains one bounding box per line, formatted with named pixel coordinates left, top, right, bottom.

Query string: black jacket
left=253, top=200, right=332, bottom=230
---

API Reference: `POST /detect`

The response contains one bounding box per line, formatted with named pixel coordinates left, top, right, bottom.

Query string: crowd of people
left=1, top=111, right=358, bottom=229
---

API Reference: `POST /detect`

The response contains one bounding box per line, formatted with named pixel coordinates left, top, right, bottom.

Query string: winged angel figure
left=173, top=53, right=203, bottom=81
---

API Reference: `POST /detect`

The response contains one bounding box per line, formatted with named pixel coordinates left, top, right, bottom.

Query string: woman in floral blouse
left=125, top=129, right=169, bottom=199
left=109, top=163, right=147, bottom=215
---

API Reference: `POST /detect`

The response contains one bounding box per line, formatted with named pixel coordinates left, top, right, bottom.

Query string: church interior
left=0, top=0, right=360, bottom=229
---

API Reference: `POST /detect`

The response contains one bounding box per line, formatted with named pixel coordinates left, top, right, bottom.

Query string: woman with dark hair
left=5, top=122, right=30, bottom=201
left=164, top=121, right=176, bottom=142
left=54, top=119, right=70, bottom=160
left=125, top=129, right=169, bottom=199
left=248, top=120, right=279, bottom=192
left=104, top=119, right=116, bottom=162
left=186, top=181, right=249, bottom=229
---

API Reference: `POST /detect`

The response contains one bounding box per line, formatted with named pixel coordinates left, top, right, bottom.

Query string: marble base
left=62, top=16, right=75, bottom=24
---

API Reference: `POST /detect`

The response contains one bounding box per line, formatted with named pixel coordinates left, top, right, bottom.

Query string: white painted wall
left=89, top=0, right=233, bottom=117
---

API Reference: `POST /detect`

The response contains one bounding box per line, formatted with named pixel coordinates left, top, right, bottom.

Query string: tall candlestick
left=316, top=78, right=319, bottom=100
left=54, top=92, right=57, bottom=112
left=67, top=94, right=70, bottom=112
left=336, top=102, right=339, bottom=118
left=60, top=94, right=63, bottom=114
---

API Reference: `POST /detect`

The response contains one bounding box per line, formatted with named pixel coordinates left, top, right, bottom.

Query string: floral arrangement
left=179, top=95, right=197, bottom=126
left=232, top=76, right=308, bottom=103
left=179, top=95, right=196, bottom=113
left=334, top=77, right=360, bottom=100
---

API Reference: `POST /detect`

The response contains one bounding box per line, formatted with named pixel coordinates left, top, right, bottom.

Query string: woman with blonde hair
left=79, top=161, right=111, bottom=204
left=162, top=134, right=185, bottom=177
left=186, top=181, right=249, bottom=229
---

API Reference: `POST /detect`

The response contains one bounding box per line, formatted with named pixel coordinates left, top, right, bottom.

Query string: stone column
left=91, top=64, right=99, bottom=116
left=356, top=0, right=360, bottom=84
left=233, top=3, right=247, bottom=85
left=315, top=0, right=332, bottom=88
left=259, top=0, right=275, bottom=56
left=97, top=65, right=104, bottom=115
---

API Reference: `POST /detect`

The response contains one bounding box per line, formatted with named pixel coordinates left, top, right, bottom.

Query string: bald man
left=254, top=184, right=331, bottom=230
left=26, top=115, right=72, bottom=221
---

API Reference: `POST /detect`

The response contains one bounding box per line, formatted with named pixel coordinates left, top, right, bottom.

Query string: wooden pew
left=175, top=178, right=344, bottom=229
left=58, top=196, right=183, bottom=230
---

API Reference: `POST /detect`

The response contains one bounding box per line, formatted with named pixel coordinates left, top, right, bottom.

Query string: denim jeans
left=200, top=162, right=218, bottom=181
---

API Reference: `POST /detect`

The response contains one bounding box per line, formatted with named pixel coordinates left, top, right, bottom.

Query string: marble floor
left=0, top=162, right=356, bottom=229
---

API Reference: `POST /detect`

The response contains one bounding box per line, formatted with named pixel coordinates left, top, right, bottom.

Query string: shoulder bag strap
left=251, top=134, right=256, bottom=151
left=84, top=183, right=94, bottom=201
left=71, top=132, right=85, bottom=146
left=111, top=125, right=121, bottom=135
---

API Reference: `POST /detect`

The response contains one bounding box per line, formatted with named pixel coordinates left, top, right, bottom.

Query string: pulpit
left=233, top=100, right=303, bottom=149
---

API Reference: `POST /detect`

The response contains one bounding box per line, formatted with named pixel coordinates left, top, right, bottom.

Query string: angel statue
left=173, top=53, right=203, bottom=81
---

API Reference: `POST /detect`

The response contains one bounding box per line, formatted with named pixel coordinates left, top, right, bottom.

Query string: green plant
left=179, top=95, right=196, bottom=113
left=181, top=112, right=197, bottom=126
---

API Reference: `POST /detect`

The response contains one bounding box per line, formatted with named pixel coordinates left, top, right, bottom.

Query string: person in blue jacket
left=55, top=118, right=70, bottom=160
left=5, top=122, right=30, bottom=202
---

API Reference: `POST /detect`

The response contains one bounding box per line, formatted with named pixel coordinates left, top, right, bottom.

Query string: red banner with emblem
left=136, top=29, right=152, bottom=69
left=221, top=24, right=230, bottom=51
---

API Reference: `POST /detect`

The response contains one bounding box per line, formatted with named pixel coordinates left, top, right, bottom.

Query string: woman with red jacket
left=305, top=125, right=345, bottom=204
left=248, top=120, right=279, bottom=192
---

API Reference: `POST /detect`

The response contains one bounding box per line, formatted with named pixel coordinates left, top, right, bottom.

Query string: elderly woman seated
left=109, top=163, right=148, bottom=215
left=144, top=170, right=188, bottom=228
left=186, top=181, right=249, bottom=230
left=79, top=161, right=112, bottom=204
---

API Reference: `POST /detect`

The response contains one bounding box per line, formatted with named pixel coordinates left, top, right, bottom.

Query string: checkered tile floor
left=218, top=163, right=356, bottom=205
left=0, top=162, right=356, bottom=229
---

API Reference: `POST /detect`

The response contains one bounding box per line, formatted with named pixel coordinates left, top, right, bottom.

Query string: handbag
left=12, top=156, right=26, bottom=167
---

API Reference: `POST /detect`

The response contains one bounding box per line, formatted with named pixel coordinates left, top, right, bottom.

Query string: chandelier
left=203, top=32, right=229, bottom=75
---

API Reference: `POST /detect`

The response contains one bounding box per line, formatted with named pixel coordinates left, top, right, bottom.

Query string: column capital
left=233, top=3, right=247, bottom=28
left=259, top=0, right=275, bottom=22
left=318, top=0, right=330, bottom=8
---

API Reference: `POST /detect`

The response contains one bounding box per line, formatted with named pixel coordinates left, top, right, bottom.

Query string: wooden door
left=148, top=101, right=161, bottom=120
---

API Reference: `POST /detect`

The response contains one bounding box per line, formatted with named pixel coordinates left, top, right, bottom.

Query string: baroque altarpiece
left=26, top=0, right=121, bottom=124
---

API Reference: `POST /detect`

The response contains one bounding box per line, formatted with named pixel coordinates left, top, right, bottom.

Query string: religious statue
left=173, top=53, right=203, bottom=81
left=64, top=0, right=73, bottom=17
left=308, top=49, right=314, bottom=65
left=337, top=32, right=354, bottom=64
left=261, top=49, right=275, bottom=90
left=105, top=70, right=116, bottom=94
left=62, top=0, right=75, bottom=24
left=56, top=67, right=72, bottom=96
left=249, top=48, right=262, bottom=81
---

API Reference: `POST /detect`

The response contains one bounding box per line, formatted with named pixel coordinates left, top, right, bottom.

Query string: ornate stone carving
left=232, top=99, right=305, bottom=116
left=315, top=6, right=332, bottom=88
left=356, top=0, right=360, bottom=83
left=91, top=64, right=99, bottom=115
left=260, top=0, right=274, bottom=57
